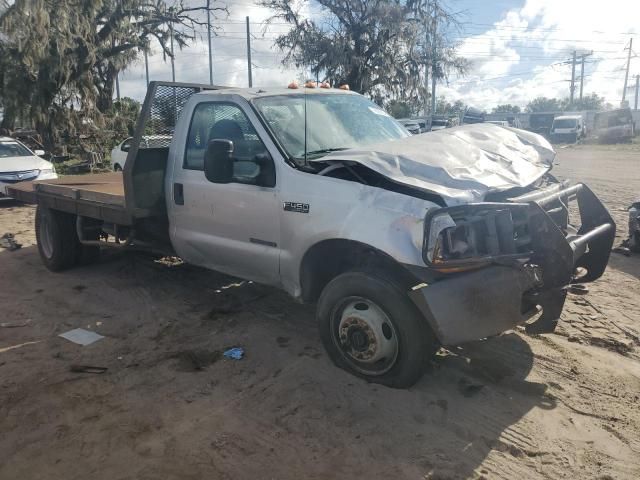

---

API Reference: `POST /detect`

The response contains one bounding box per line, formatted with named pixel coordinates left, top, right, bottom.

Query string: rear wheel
left=317, top=270, right=436, bottom=388
left=35, top=206, right=80, bottom=271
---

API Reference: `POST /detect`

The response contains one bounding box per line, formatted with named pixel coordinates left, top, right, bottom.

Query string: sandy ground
left=1, top=146, right=640, bottom=480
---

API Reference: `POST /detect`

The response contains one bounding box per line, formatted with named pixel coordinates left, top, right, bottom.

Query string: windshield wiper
left=297, top=147, right=349, bottom=160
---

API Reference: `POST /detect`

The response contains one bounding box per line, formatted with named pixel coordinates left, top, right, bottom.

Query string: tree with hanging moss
left=0, top=0, right=225, bottom=147
left=259, top=0, right=468, bottom=110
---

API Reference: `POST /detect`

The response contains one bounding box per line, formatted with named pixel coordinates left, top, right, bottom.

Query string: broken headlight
left=423, top=203, right=532, bottom=272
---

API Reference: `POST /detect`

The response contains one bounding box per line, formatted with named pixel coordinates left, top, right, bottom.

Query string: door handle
left=174, top=183, right=184, bottom=205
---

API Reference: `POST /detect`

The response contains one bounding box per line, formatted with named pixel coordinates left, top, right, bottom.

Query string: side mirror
left=121, top=144, right=130, bottom=152
left=34, top=149, right=45, bottom=156
left=204, top=139, right=234, bottom=183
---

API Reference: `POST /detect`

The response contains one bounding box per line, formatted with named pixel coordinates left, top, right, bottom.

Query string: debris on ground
left=58, top=328, right=104, bottom=346
left=612, top=245, right=632, bottom=256
left=223, top=347, right=244, bottom=360
left=69, top=365, right=108, bottom=374
left=0, top=233, right=22, bottom=251
left=0, top=341, right=42, bottom=354
left=568, top=284, right=589, bottom=295
left=0, top=319, right=31, bottom=328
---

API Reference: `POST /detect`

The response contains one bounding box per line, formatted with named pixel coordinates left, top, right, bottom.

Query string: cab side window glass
left=184, top=103, right=267, bottom=172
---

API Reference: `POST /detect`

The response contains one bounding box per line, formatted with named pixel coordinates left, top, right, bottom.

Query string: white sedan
left=0, top=137, right=58, bottom=197
left=111, top=135, right=172, bottom=171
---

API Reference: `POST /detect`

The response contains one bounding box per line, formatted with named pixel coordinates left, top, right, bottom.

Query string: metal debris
left=59, top=328, right=104, bottom=346
left=0, top=233, right=22, bottom=251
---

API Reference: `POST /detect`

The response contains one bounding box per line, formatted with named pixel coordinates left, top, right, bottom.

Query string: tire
left=317, top=270, right=437, bottom=388
left=113, top=164, right=122, bottom=171
left=35, top=206, right=80, bottom=271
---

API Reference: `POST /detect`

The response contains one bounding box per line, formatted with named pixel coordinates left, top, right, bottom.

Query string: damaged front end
left=409, top=182, right=615, bottom=345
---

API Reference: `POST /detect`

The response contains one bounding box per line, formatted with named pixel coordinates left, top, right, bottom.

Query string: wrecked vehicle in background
left=8, top=82, right=616, bottom=388
left=628, top=199, right=640, bottom=252
left=593, top=108, right=635, bottom=143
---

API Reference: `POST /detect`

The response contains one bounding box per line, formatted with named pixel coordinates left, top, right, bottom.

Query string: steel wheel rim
left=330, top=296, right=399, bottom=376
left=39, top=212, right=54, bottom=259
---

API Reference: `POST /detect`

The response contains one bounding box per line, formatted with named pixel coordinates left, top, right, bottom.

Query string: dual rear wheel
left=35, top=206, right=100, bottom=271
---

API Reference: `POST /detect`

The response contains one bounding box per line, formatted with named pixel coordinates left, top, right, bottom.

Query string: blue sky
left=119, top=0, right=639, bottom=110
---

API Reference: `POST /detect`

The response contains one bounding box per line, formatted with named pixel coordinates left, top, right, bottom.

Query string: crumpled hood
left=313, top=123, right=555, bottom=205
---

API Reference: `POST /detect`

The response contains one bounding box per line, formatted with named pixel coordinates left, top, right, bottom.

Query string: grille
left=0, top=170, right=39, bottom=183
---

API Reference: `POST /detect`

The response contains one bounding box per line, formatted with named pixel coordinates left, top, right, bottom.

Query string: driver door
left=168, top=101, right=281, bottom=285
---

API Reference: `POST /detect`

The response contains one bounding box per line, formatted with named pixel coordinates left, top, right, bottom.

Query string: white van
left=550, top=115, right=585, bottom=143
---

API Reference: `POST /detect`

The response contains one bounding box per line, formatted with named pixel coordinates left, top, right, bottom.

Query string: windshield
left=553, top=119, right=577, bottom=129
left=0, top=141, right=32, bottom=158
left=252, top=93, right=409, bottom=160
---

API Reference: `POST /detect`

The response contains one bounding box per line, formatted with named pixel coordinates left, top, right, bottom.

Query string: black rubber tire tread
left=317, top=269, right=436, bottom=389
left=35, top=206, right=80, bottom=272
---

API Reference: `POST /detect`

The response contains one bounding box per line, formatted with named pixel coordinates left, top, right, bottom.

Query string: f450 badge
left=283, top=202, right=310, bottom=214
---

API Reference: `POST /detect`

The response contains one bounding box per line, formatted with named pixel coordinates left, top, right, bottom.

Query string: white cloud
left=118, top=0, right=639, bottom=111
left=119, top=0, right=312, bottom=101
left=445, top=0, right=639, bottom=110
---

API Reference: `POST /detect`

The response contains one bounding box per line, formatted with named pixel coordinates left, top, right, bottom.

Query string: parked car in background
left=528, top=113, right=556, bottom=138
left=628, top=198, right=640, bottom=252
left=461, top=107, right=485, bottom=125
left=111, top=135, right=173, bottom=171
left=550, top=115, right=585, bottom=143
left=398, top=119, right=422, bottom=135
left=0, top=136, right=57, bottom=197
left=593, top=108, right=634, bottom=143
left=486, top=120, right=509, bottom=127
left=429, top=115, right=455, bottom=131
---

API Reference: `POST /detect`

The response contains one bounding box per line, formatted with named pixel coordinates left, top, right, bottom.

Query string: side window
left=120, top=138, right=132, bottom=152
left=184, top=102, right=273, bottom=186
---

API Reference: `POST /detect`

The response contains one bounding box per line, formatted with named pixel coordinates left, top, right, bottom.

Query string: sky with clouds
left=119, top=0, right=640, bottom=110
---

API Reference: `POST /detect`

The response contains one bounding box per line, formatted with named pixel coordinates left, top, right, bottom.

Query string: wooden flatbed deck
left=7, top=172, right=131, bottom=225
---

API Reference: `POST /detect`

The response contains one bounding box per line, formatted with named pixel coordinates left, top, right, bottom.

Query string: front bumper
left=551, top=132, right=578, bottom=143
left=410, top=182, right=615, bottom=345
left=0, top=171, right=58, bottom=197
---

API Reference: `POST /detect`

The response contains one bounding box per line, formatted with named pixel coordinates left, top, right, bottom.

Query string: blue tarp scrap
left=223, top=347, right=244, bottom=360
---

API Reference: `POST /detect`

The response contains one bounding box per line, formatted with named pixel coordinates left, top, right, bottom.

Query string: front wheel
left=317, top=270, right=437, bottom=388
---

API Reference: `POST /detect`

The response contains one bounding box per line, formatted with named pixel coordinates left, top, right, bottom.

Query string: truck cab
left=551, top=115, right=585, bottom=143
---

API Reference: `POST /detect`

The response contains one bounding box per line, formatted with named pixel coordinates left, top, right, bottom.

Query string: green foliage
left=435, top=97, right=466, bottom=115
left=525, top=97, right=564, bottom=113
left=386, top=100, right=413, bottom=119
left=260, top=0, right=468, bottom=109
left=492, top=104, right=521, bottom=114
left=0, top=0, right=223, bottom=148
left=526, top=93, right=607, bottom=113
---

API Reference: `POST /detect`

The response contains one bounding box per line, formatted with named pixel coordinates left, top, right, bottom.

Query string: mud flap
left=409, top=266, right=537, bottom=345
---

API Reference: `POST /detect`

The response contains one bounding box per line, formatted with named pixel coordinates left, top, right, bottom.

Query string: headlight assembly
left=423, top=203, right=532, bottom=272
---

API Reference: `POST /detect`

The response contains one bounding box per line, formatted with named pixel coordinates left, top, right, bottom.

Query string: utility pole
left=144, top=49, right=150, bottom=87
left=207, top=0, right=213, bottom=85
left=246, top=16, right=253, bottom=88
left=635, top=74, right=639, bottom=111
left=578, top=51, right=593, bottom=100
left=169, top=9, right=176, bottom=82
left=423, top=3, right=430, bottom=117
left=430, top=1, right=437, bottom=115
left=622, top=38, right=633, bottom=103
left=569, top=50, right=577, bottom=107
